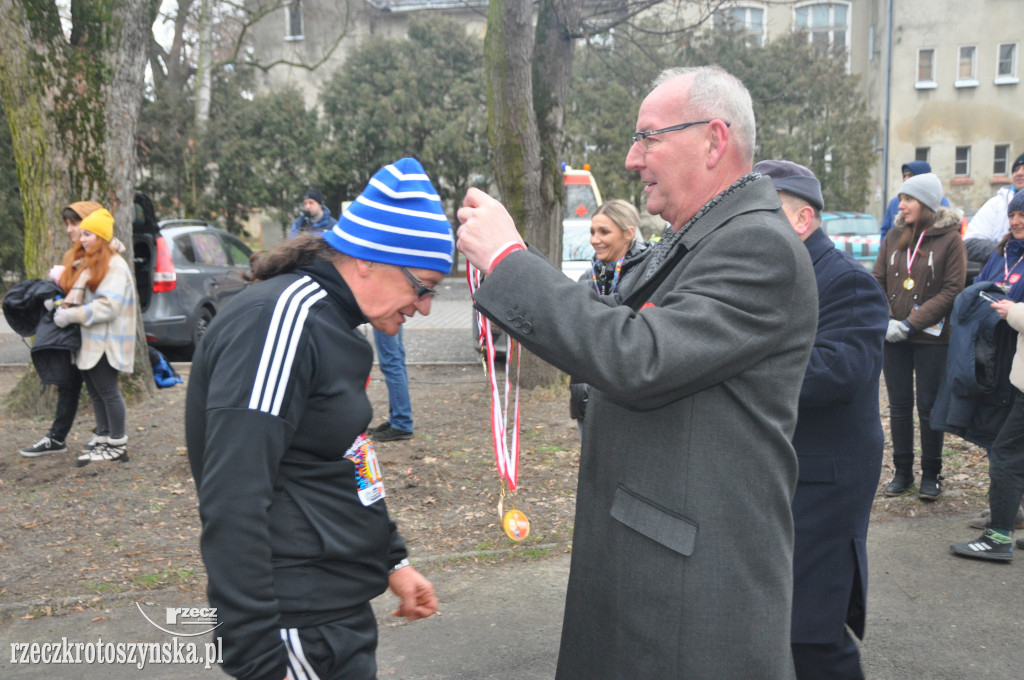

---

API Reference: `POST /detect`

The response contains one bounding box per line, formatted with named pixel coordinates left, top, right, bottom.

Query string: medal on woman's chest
left=903, top=229, right=928, bottom=293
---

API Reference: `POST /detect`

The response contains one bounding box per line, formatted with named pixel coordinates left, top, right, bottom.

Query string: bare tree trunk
left=0, top=0, right=159, bottom=402
left=484, top=0, right=583, bottom=388
left=194, top=0, right=213, bottom=132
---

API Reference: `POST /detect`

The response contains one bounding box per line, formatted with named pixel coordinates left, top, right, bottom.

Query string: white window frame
left=915, top=147, right=930, bottom=164
left=996, top=42, right=1019, bottom=85
left=954, top=146, right=971, bottom=178
left=955, top=45, right=978, bottom=88
left=994, top=144, right=1011, bottom=176
left=713, top=4, right=768, bottom=48
left=793, top=1, right=851, bottom=69
left=284, top=0, right=304, bottom=42
left=916, top=48, right=938, bottom=89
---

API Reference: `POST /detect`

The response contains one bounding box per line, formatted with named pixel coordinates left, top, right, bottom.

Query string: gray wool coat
left=473, top=176, right=817, bottom=680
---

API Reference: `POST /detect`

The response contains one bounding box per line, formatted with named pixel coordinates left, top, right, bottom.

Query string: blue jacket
left=289, top=205, right=337, bottom=237
left=931, top=281, right=1017, bottom=449
left=880, top=161, right=952, bottom=240
left=976, top=238, right=1024, bottom=302
left=791, top=228, right=889, bottom=644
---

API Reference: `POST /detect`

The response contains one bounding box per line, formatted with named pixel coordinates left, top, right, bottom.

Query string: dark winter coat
left=289, top=205, right=337, bottom=237
left=977, top=237, right=1024, bottom=302
left=2, top=279, right=80, bottom=384
left=930, top=281, right=1017, bottom=449
left=872, top=207, right=967, bottom=344
left=473, top=176, right=817, bottom=680
left=569, top=241, right=650, bottom=420
left=790, top=227, right=888, bottom=644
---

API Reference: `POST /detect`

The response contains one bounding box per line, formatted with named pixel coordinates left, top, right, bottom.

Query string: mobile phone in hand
left=978, top=291, right=1000, bottom=304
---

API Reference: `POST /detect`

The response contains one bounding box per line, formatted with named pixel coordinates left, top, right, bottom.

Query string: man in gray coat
left=457, top=66, right=817, bottom=679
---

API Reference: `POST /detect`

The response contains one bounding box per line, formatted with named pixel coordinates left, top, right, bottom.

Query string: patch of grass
left=132, top=568, right=196, bottom=591
left=82, top=581, right=121, bottom=595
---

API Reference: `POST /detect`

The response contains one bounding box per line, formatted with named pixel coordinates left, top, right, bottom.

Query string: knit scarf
left=644, top=173, right=759, bottom=281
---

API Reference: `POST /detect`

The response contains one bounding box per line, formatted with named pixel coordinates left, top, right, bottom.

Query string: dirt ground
left=0, top=361, right=992, bottom=621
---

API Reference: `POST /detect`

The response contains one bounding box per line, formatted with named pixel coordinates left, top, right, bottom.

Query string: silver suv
left=133, top=193, right=252, bottom=359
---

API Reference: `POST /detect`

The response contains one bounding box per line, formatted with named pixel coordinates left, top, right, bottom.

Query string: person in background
left=963, top=152, right=1024, bottom=266
left=873, top=173, right=966, bottom=500
left=53, top=208, right=137, bottom=466
left=457, top=65, right=817, bottom=680
left=289, top=188, right=337, bottom=237
left=757, top=160, right=888, bottom=680
left=369, top=327, right=415, bottom=442
left=19, top=202, right=102, bottom=457
left=950, top=231, right=1024, bottom=560
left=569, top=199, right=648, bottom=428
left=186, top=158, right=441, bottom=680
left=880, top=161, right=951, bottom=242
left=948, top=190, right=1024, bottom=553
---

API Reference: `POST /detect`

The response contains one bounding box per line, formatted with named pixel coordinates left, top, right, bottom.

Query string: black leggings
left=988, top=389, right=1024, bottom=531
left=49, top=368, right=83, bottom=442
left=82, top=355, right=126, bottom=440
left=882, top=341, right=947, bottom=477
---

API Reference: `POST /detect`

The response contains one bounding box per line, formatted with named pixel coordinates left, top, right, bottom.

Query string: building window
left=916, top=48, right=937, bottom=88
left=794, top=2, right=848, bottom=52
left=714, top=5, right=767, bottom=48
left=996, top=42, right=1019, bottom=84
left=994, top=144, right=1011, bottom=175
left=285, top=0, right=303, bottom=41
left=794, top=2, right=849, bottom=59
left=955, top=146, right=971, bottom=177
left=915, top=147, right=930, bottom=164
left=956, top=45, right=978, bottom=87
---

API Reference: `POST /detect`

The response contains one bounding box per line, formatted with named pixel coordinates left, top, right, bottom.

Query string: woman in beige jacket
left=53, top=208, right=136, bottom=466
left=872, top=173, right=966, bottom=499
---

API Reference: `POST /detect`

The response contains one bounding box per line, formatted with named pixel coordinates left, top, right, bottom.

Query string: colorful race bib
left=343, top=434, right=386, bottom=506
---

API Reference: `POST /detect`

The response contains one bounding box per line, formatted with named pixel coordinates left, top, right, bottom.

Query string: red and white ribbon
left=467, top=263, right=522, bottom=490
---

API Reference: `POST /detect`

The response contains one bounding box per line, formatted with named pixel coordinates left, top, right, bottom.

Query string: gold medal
left=903, top=277, right=915, bottom=290
left=502, top=509, right=530, bottom=542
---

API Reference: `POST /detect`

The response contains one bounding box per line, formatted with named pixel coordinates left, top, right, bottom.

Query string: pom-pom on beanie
left=1008, top=189, right=1024, bottom=216
left=80, top=208, right=114, bottom=242
left=324, top=158, right=454, bottom=275
left=897, top=173, right=944, bottom=213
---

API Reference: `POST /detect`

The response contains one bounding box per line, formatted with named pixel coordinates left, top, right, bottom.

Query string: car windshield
left=564, top=184, right=600, bottom=222
left=563, top=222, right=595, bottom=262
left=823, top=216, right=879, bottom=237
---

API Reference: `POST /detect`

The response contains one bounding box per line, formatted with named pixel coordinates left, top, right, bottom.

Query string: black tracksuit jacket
left=186, top=257, right=408, bottom=680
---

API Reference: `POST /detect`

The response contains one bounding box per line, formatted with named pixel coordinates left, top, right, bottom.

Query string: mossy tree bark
left=484, top=0, right=581, bottom=389
left=0, top=0, right=160, bottom=406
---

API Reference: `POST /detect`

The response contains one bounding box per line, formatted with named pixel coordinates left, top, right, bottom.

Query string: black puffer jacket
left=3, top=279, right=80, bottom=384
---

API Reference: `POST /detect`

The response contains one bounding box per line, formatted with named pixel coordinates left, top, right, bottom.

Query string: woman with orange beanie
left=53, top=207, right=137, bottom=466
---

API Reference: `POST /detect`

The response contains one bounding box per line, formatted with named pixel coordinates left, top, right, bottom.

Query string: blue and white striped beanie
left=323, top=158, right=454, bottom=275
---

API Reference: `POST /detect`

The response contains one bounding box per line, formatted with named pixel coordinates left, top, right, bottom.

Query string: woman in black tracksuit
left=186, top=158, right=448, bottom=680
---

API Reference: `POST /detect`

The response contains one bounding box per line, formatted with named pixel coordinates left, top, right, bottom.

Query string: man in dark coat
left=457, top=67, right=817, bottom=680
left=757, top=160, right=889, bottom=679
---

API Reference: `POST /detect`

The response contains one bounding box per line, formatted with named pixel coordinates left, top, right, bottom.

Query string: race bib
left=343, top=434, right=386, bottom=506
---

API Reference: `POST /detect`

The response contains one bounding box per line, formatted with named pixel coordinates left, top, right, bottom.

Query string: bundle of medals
left=467, top=263, right=530, bottom=542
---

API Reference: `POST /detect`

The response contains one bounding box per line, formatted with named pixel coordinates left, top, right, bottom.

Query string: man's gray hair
left=652, top=65, right=756, bottom=164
